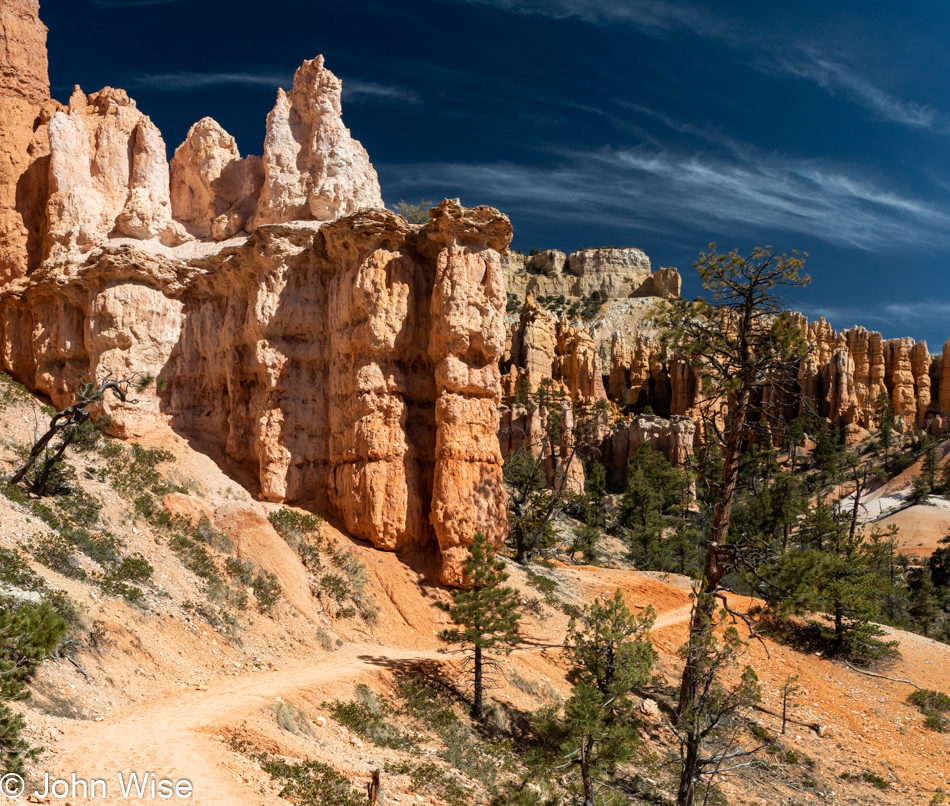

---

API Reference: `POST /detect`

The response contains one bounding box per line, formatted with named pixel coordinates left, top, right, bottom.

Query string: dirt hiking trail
left=46, top=606, right=696, bottom=806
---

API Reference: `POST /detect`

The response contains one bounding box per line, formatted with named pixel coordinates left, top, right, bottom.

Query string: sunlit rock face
left=0, top=0, right=506, bottom=584
left=249, top=56, right=383, bottom=230
left=1, top=199, right=510, bottom=585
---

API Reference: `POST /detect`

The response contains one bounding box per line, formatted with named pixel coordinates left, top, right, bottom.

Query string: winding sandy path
left=47, top=644, right=441, bottom=804
left=46, top=608, right=694, bottom=805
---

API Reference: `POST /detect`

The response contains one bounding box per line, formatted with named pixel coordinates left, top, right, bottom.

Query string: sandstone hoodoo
left=0, top=3, right=502, bottom=583
left=0, top=198, right=512, bottom=585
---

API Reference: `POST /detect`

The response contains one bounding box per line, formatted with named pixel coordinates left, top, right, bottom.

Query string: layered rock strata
left=0, top=0, right=55, bottom=282
left=1, top=201, right=510, bottom=584
left=502, top=247, right=679, bottom=301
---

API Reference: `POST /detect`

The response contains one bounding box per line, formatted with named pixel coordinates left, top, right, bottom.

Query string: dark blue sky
left=41, top=0, right=950, bottom=347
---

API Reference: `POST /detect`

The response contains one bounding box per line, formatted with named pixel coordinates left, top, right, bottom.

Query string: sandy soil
left=2, top=389, right=950, bottom=806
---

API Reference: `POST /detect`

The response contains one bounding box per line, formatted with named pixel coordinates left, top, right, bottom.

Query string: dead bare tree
left=8, top=371, right=141, bottom=493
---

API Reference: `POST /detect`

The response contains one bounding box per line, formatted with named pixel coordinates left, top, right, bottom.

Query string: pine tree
left=875, top=391, right=896, bottom=473
left=674, top=595, right=762, bottom=806
left=909, top=566, right=940, bottom=637
left=619, top=443, right=692, bottom=572
left=565, top=589, right=656, bottom=697
left=529, top=590, right=655, bottom=805
left=922, top=436, right=940, bottom=490
left=0, top=600, right=68, bottom=773
left=437, top=532, right=521, bottom=720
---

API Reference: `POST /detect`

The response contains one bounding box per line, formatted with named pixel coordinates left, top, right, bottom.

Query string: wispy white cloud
left=126, top=70, right=287, bottom=91
left=883, top=301, right=950, bottom=322
left=381, top=141, right=950, bottom=252
left=453, top=0, right=949, bottom=135
left=341, top=79, right=422, bottom=105
left=452, top=0, right=730, bottom=38
left=126, top=70, right=421, bottom=105
left=768, top=49, right=950, bottom=133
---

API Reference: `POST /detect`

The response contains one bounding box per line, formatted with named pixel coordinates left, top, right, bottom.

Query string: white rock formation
left=250, top=56, right=383, bottom=230
left=170, top=117, right=263, bottom=240
left=45, top=86, right=188, bottom=260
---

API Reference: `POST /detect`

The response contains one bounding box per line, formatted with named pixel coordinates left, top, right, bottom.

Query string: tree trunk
left=473, top=644, right=483, bottom=720
left=849, top=481, right=862, bottom=544
left=9, top=415, right=69, bottom=486
left=580, top=738, right=595, bottom=806
left=33, top=431, right=74, bottom=494
left=677, top=729, right=700, bottom=806
left=677, top=395, right=747, bottom=718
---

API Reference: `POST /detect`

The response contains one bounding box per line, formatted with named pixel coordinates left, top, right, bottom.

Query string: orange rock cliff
left=2, top=1, right=949, bottom=581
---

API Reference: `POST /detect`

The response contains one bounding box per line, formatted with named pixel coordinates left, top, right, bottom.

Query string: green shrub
left=267, top=507, right=322, bottom=540
left=525, top=569, right=558, bottom=604
left=925, top=712, right=949, bottom=732
left=225, top=557, right=255, bottom=586
left=908, top=688, right=950, bottom=732
left=231, top=740, right=364, bottom=806
left=385, top=760, right=471, bottom=806
left=252, top=571, right=281, bottom=613
left=320, top=572, right=350, bottom=600
left=30, top=534, right=86, bottom=580
left=397, top=678, right=458, bottom=732
left=327, top=688, right=406, bottom=750
left=0, top=599, right=68, bottom=773
left=863, top=772, right=890, bottom=790
left=0, top=373, right=34, bottom=408
left=908, top=689, right=950, bottom=713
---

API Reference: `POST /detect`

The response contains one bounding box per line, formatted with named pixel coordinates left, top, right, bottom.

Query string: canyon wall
left=0, top=201, right=511, bottom=584
left=0, top=0, right=57, bottom=283
left=0, top=1, right=502, bottom=583
left=500, top=298, right=950, bottom=478
left=502, top=247, right=681, bottom=301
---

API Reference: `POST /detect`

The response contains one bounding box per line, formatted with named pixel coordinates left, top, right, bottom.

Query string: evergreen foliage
left=0, top=600, right=68, bottom=773
left=528, top=589, right=655, bottom=805
left=438, top=533, right=521, bottom=720
left=392, top=198, right=433, bottom=224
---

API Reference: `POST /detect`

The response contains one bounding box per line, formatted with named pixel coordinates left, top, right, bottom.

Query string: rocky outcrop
left=0, top=200, right=510, bottom=584
left=249, top=56, right=383, bottom=230
left=169, top=118, right=263, bottom=240
left=603, top=415, right=695, bottom=483
left=635, top=266, right=681, bottom=299
left=502, top=247, right=678, bottom=302
left=44, top=87, right=189, bottom=261
left=0, top=0, right=54, bottom=282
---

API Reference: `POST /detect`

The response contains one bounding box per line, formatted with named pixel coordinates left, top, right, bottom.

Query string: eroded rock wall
left=0, top=201, right=510, bottom=583
left=0, top=0, right=54, bottom=282
left=502, top=247, right=678, bottom=301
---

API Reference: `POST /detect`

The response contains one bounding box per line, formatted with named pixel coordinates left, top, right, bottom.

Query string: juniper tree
left=9, top=371, right=142, bottom=495
left=438, top=532, right=521, bottom=720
